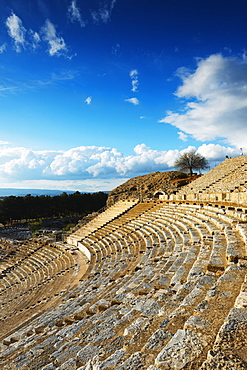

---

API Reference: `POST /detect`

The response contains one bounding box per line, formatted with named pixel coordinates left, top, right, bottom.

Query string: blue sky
left=0, top=0, right=247, bottom=192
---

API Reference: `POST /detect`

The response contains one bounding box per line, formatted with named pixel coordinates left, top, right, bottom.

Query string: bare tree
left=174, top=149, right=209, bottom=176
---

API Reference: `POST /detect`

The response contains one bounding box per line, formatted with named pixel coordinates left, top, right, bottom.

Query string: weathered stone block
left=155, top=329, right=207, bottom=369
left=77, top=344, right=102, bottom=366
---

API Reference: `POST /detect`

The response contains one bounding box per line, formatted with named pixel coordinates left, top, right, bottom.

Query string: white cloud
left=0, top=44, right=7, bottom=53
left=131, top=80, right=139, bottom=93
left=125, top=97, right=139, bottom=105
left=197, top=143, right=240, bottom=160
left=130, top=70, right=138, bottom=78
left=0, top=140, right=10, bottom=145
left=159, top=54, right=247, bottom=148
left=5, top=13, right=72, bottom=57
left=0, top=146, right=58, bottom=178
left=0, top=143, right=242, bottom=191
left=6, top=13, right=26, bottom=52
left=85, top=96, right=92, bottom=105
left=68, top=0, right=86, bottom=27
left=29, top=30, right=41, bottom=49
left=5, top=12, right=42, bottom=53
left=178, top=131, right=188, bottom=141
left=130, top=69, right=139, bottom=92
left=41, top=20, right=67, bottom=57
left=91, top=0, right=116, bottom=24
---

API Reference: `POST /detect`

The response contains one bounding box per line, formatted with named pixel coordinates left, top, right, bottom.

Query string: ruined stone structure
left=106, top=171, right=188, bottom=206
left=167, top=155, right=247, bottom=207
left=0, top=155, right=247, bottom=369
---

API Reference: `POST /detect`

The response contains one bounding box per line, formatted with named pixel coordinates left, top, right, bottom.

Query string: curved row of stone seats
left=0, top=202, right=246, bottom=369
left=0, top=211, right=229, bottom=298
left=160, top=204, right=246, bottom=270
left=0, top=205, right=245, bottom=368
left=65, top=202, right=245, bottom=368
left=1, top=246, right=59, bottom=294
left=0, top=242, right=41, bottom=273
left=0, top=269, right=77, bottom=342
left=174, top=155, right=247, bottom=200
left=78, top=226, right=143, bottom=279
left=205, top=169, right=247, bottom=193
left=0, top=240, right=78, bottom=337
left=159, top=211, right=225, bottom=271
left=76, top=202, right=159, bottom=266
left=1, top=266, right=51, bottom=315
left=67, top=200, right=138, bottom=246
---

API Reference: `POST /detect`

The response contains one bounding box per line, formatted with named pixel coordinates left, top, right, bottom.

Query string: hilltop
left=107, top=170, right=190, bottom=206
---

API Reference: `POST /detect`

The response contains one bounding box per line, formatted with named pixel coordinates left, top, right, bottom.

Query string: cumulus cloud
left=41, top=20, right=67, bottom=57
left=0, top=143, right=241, bottom=189
left=0, top=146, right=58, bottom=178
left=130, top=69, right=139, bottom=92
left=125, top=97, right=139, bottom=105
left=159, top=54, right=247, bottom=149
left=197, top=143, right=240, bottom=160
left=91, top=0, right=116, bottom=24
left=68, top=0, right=86, bottom=27
left=6, top=13, right=26, bottom=52
left=85, top=96, right=92, bottom=105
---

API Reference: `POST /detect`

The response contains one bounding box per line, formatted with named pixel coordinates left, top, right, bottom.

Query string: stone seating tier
left=0, top=240, right=79, bottom=339
left=67, top=200, right=138, bottom=246
left=0, top=201, right=246, bottom=369
left=173, top=155, right=247, bottom=206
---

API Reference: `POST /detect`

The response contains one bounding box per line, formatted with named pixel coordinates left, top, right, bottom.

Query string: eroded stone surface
left=41, top=363, right=57, bottom=370
left=234, top=292, right=247, bottom=309
left=124, top=317, right=150, bottom=336
left=115, top=352, right=143, bottom=370
left=59, top=358, right=77, bottom=370
left=144, top=329, right=173, bottom=350
left=155, top=329, right=208, bottom=369
left=77, top=344, right=102, bottom=366
left=99, top=349, right=126, bottom=368
left=200, top=351, right=247, bottom=369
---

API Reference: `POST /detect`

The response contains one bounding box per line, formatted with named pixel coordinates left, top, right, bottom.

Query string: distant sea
left=0, top=189, right=77, bottom=197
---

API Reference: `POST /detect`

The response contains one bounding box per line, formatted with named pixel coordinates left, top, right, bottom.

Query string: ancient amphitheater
left=0, top=155, right=247, bottom=369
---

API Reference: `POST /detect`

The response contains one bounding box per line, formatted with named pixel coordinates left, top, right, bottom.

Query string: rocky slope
left=107, top=171, right=189, bottom=206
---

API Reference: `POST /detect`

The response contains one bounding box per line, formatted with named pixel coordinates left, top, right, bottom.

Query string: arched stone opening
left=153, top=191, right=166, bottom=200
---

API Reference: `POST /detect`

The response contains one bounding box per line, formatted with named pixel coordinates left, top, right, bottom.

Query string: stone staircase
left=67, top=200, right=138, bottom=247
left=0, top=200, right=246, bottom=369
